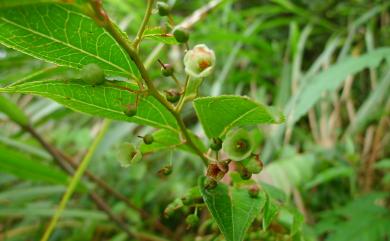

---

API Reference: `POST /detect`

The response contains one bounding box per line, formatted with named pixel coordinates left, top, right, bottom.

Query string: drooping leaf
left=199, top=177, right=266, bottom=241
left=0, top=80, right=179, bottom=131
left=0, top=144, right=68, bottom=184
left=0, top=4, right=139, bottom=78
left=193, top=95, right=284, bottom=138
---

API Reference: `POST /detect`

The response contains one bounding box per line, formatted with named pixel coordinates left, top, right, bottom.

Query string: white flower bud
left=184, top=44, right=215, bottom=78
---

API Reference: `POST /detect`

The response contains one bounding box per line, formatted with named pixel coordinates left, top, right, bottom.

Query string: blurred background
left=0, top=0, right=389, bottom=240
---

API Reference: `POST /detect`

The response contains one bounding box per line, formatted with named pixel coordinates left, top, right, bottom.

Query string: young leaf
left=0, top=80, right=179, bottom=131
left=263, top=195, right=279, bottom=230
left=0, top=4, right=139, bottom=78
left=194, top=95, right=284, bottom=138
left=199, top=177, right=266, bottom=241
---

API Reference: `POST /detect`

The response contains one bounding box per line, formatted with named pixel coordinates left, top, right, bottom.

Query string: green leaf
left=0, top=80, right=179, bottom=131
left=0, top=4, right=139, bottom=78
left=262, top=195, right=279, bottom=230
left=193, top=95, right=284, bottom=138
left=0, top=94, right=29, bottom=125
left=304, top=166, right=353, bottom=190
left=199, top=177, right=266, bottom=241
left=0, top=144, right=68, bottom=184
left=143, top=27, right=179, bottom=45
left=289, top=48, right=390, bottom=123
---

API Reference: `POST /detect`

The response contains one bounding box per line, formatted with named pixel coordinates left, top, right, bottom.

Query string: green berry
left=222, top=128, right=254, bottom=161
left=242, top=155, right=263, bottom=174
left=173, top=26, right=189, bottom=43
left=210, top=137, right=222, bottom=151
left=185, top=214, right=199, bottom=227
left=80, top=63, right=105, bottom=85
left=157, top=1, right=171, bottom=16
left=161, top=64, right=174, bottom=76
left=239, top=167, right=252, bottom=180
left=143, top=134, right=154, bottom=145
left=165, top=89, right=181, bottom=103
left=123, top=104, right=137, bottom=117
left=248, top=185, right=260, bottom=198
left=204, top=177, right=217, bottom=190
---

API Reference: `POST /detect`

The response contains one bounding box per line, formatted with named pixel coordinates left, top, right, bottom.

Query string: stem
left=92, top=6, right=209, bottom=166
left=133, top=0, right=154, bottom=50
left=40, top=119, right=112, bottom=241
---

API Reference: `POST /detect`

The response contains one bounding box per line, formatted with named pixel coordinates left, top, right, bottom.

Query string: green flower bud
left=222, top=128, right=254, bottom=161
left=123, top=104, right=137, bottom=117
left=161, top=63, right=174, bottom=77
left=183, top=44, right=215, bottom=78
left=173, top=26, right=190, bottom=43
left=157, top=1, right=171, bottom=16
left=80, top=63, right=105, bottom=85
left=164, top=89, right=181, bottom=103
left=185, top=214, right=199, bottom=227
left=210, top=137, right=222, bottom=151
left=143, top=134, right=154, bottom=145
left=242, top=154, right=263, bottom=174
left=116, top=142, right=142, bottom=167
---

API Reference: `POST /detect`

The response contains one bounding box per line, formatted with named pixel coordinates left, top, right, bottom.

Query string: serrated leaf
left=0, top=144, right=68, bottom=184
left=0, top=4, right=139, bottom=78
left=199, top=177, right=266, bottom=241
left=194, top=95, right=284, bottom=138
left=0, top=80, right=179, bottom=131
left=143, top=27, right=179, bottom=45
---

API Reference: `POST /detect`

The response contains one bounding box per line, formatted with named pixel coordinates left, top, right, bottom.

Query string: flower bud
left=164, top=89, right=181, bottom=103
left=222, top=128, right=254, bottom=161
left=123, top=104, right=137, bottom=117
left=143, top=134, right=154, bottom=145
left=80, top=63, right=105, bottom=85
left=183, top=44, right=215, bottom=78
left=210, top=137, right=222, bottom=151
left=173, top=26, right=190, bottom=43
left=161, top=63, right=174, bottom=77
left=157, top=1, right=171, bottom=16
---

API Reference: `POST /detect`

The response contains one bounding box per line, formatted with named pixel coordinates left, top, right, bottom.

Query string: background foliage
left=0, top=0, right=389, bottom=241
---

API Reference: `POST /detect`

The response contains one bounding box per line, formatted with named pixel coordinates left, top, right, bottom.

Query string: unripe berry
left=210, top=137, right=222, bottom=151
left=240, top=168, right=252, bottom=180
left=143, top=134, right=154, bottom=145
left=242, top=154, right=263, bottom=174
left=185, top=214, right=199, bottom=227
left=248, top=185, right=260, bottom=198
left=157, top=1, right=171, bottom=16
left=161, top=63, right=174, bottom=77
left=123, top=104, right=137, bottom=117
left=80, top=63, right=105, bottom=85
left=173, top=26, right=190, bottom=43
left=165, top=89, right=181, bottom=103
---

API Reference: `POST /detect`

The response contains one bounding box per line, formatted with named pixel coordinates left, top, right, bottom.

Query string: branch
left=133, top=0, right=154, bottom=50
